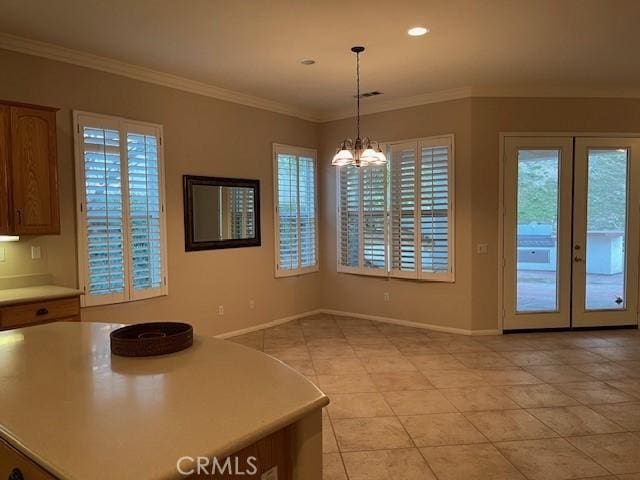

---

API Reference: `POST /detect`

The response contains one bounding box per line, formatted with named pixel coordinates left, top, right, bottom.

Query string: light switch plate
left=476, top=243, right=488, bottom=255
left=261, top=466, right=278, bottom=480
left=31, top=245, right=41, bottom=260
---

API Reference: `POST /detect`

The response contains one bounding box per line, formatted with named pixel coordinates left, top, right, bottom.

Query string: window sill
left=81, top=291, right=168, bottom=308
left=275, top=267, right=319, bottom=279
left=337, top=269, right=455, bottom=283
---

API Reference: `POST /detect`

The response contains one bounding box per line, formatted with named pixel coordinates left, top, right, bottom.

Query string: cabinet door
left=0, top=106, right=10, bottom=233
left=10, top=106, right=60, bottom=234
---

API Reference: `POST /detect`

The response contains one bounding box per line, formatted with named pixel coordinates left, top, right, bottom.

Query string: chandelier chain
left=356, top=50, right=360, bottom=139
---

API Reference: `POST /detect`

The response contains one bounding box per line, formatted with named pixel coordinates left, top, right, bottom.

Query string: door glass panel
left=585, top=148, right=628, bottom=310
left=516, top=150, right=560, bottom=312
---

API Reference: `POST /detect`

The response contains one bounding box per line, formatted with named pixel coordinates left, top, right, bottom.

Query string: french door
left=503, top=136, right=640, bottom=330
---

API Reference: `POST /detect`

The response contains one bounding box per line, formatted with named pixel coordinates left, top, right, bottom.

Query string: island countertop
left=0, top=322, right=328, bottom=480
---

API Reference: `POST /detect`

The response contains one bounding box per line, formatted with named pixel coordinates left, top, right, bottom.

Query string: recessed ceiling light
left=407, top=26, right=429, bottom=37
left=300, top=59, right=316, bottom=65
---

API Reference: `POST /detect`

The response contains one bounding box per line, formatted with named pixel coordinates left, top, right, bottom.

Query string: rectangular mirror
left=183, top=175, right=260, bottom=251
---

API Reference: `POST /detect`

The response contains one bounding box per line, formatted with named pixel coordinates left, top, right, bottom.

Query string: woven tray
left=110, top=322, right=193, bottom=357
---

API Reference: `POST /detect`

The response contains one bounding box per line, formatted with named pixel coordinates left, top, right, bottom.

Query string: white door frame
left=498, top=132, right=640, bottom=331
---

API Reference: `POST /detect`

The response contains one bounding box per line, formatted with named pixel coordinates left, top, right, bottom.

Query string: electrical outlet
left=218, top=305, right=224, bottom=316
left=0, top=247, right=5, bottom=262
left=476, top=243, right=488, bottom=255
left=383, top=292, right=390, bottom=302
left=249, top=299, right=255, bottom=310
left=261, top=466, right=278, bottom=480
left=31, top=245, right=41, bottom=260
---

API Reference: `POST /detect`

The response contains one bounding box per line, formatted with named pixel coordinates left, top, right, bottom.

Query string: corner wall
left=318, top=99, right=474, bottom=332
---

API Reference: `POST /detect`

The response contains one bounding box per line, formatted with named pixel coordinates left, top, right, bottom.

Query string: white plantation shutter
left=420, top=138, right=453, bottom=280
left=338, top=165, right=360, bottom=271
left=362, top=166, right=387, bottom=273
left=336, top=135, right=454, bottom=282
left=276, top=153, right=299, bottom=271
left=273, top=145, right=318, bottom=277
left=390, top=142, right=418, bottom=277
left=74, top=112, right=168, bottom=306
left=337, top=165, right=387, bottom=274
left=126, top=126, right=164, bottom=299
left=80, top=121, right=126, bottom=303
left=299, top=156, right=317, bottom=268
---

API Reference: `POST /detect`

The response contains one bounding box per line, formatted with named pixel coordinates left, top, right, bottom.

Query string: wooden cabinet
left=189, top=426, right=292, bottom=479
left=0, top=296, right=80, bottom=331
left=0, top=100, right=60, bottom=235
left=0, top=438, right=57, bottom=480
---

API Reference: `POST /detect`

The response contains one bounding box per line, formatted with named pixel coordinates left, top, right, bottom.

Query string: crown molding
left=319, top=86, right=473, bottom=122
left=0, top=32, right=322, bottom=122
left=319, top=85, right=640, bottom=122
left=471, top=85, right=640, bottom=99
left=3, top=33, right=640, bottom=125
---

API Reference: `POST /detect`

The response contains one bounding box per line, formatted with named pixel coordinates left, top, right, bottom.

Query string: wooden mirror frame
left=183, top=175, right=261, bottom=251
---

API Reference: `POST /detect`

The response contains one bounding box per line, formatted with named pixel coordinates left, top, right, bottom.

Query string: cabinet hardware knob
left=574, top=256, right=583, bottom=262
left=15, top=209, right=21, bottom=225
left=9, top=468, right=24, bottom=480
left=36, top=308, right=49, bottom=316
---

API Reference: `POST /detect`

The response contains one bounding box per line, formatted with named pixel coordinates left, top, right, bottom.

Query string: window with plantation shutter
left=362, top=166, right=387, bottom=271
left=337, top=165, right=387, bottom=275
left=273, top=144, right=318, bottom=277
left=419, top=140, right=452, bottom=279
left=390, top=142, right=417, bottom=277
left=338, top=165, right=360, bottom=270
left=336, top=134, right=454, bottom=282
left=74, top=112, right=168, bottom=306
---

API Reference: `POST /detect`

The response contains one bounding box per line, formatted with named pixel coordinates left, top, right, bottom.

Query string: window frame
left=273, top=143, right=319, bottom=278
left=73, top=111, right=169, bottom=307
left=336, top=134, right=455, bottom=283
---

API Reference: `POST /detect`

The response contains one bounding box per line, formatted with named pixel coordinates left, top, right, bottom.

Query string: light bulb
left=373, top=151, right=387, bottom=165
left=359, top=148, right=380, bottom=167
left=332, top=149, right=355, bottom=166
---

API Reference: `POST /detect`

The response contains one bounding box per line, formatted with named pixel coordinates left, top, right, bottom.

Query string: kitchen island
left=0, top=322, right=328, bottom=479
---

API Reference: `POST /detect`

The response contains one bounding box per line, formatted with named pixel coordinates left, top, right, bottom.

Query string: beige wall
left=318, top=99, right=474, bottom=332
left=0, top=49, right=321, bottom=337
left=3, top=49, right=640, bottom=336
left=470, top=97, right=640, bottom=331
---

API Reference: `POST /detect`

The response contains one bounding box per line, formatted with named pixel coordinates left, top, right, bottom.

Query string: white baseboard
left=217, top=307, right=501, bottom=338
left=215, top=309, right=323, bottom=339
left=319, top=309, right=502, bottom=336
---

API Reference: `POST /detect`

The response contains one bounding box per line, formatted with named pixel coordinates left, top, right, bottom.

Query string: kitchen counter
left=0, top=285, right=82, bottom=306
left=0, top=322, right=328, bottom=479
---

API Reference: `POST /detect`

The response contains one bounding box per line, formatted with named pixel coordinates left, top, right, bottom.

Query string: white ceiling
left=1, top=0, right=639, bottom=120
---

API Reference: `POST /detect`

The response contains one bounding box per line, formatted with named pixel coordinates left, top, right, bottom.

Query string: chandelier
left=332, top=46, right=387, bottom=168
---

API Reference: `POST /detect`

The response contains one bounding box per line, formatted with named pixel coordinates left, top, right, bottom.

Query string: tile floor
left=230, top=314, right=640, bottom=480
